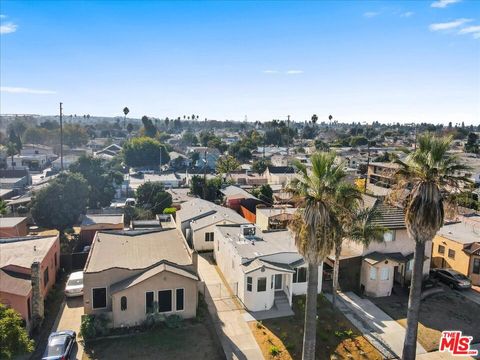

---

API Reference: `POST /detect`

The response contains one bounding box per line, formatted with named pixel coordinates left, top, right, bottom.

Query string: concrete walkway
left=332, top=292, right=426, bottom=359
left=197, top=253, right=264, bottom=360
left=52, top=297, right=85, bottom=360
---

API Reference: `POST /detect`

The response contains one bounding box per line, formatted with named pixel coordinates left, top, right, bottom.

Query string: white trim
left=91, top=287, right=107, bottom=310
left=175, top=288, right=185, bottom=312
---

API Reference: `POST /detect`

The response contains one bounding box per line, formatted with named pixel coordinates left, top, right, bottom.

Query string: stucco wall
left=360, top=261, right=399, bottom=297
left=40, top=236, right=61, bottom=298
left=0, top=291, right=32, bottom=330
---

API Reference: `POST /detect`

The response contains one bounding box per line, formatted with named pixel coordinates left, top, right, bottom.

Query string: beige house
left=83, top=229, right=198, bottom=328
left=263, top=166, right=296, bottom=186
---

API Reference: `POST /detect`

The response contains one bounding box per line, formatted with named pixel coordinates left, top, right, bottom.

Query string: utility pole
left=287, top=115, right=290, bottom=156
left=159, top=146, right=162, bottom=174
left=364, top=137, right=371, bottom=193
left=414, top=123, right=418, bottom=150
left=203, top=149, right=207, bottom=200
left=59, top=102, right=64, bottom=171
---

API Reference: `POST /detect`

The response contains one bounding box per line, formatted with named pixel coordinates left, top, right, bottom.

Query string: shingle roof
left=177, top=198, right=246, bottom=228
left=0, top=235, right=58, bottom=269
left=0, top=217, right=27, bottom=228
left=464, top=242, right=480, bottom=256
left=361, top=194, right=406, bottom=229
left=0, top=269, right=31, bottom=296
left=363, top=252, right=408, bottom=265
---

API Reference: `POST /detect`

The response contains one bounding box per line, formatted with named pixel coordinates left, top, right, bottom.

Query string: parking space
left=52, top=296, right=85, bottom=360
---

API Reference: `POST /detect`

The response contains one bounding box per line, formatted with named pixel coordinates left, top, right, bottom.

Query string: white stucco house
left=213, top=224, right=323, bottom=313
left=175, top=198, right=247, bottom=251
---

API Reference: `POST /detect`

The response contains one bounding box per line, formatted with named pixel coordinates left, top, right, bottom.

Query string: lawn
left=82, top=321, right=224, bottom=360
left=371, top=288, right=480, bottom=352
left=249, top=295, right=383, bottom=360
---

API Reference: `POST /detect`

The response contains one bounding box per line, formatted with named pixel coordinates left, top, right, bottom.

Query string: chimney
left=31, top=261, right=44, bottom=329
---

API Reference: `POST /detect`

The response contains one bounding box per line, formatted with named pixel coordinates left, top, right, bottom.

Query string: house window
left=438, top=245, right=445, bottom=254
left=246, top=277, right=252, bottom=292
left=158, top=290, right=172, bottom=313
left=473, top=258, right=480, bottom=275
left=448, top=249, right=455, bottom=259
left=383, top=231, right=395, bottom=242
left=205, top=232, right=214, bottom=242
left=145, top=291, right=154, bottom=313
left=43, top=267, right=49, bottom=288
left=369, top=267, right=377, bottom=280
left=293, top=267, right=307, bottom=283
left=257, top=277, right=267, bottom=292
left=176, top=288, right=184, bottom=311
left=120, top=296, right=127, bottom=311
left=380, top=268, right=389, bottom=281
left=92, top=288, right=107, bottom=309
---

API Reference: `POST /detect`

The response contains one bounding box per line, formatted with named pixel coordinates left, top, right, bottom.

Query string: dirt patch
left=371, top=288, right=480, bottom=352
left=249, top=295, right=383, bottom=360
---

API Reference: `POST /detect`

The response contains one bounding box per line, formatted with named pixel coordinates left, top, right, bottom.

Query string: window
left=380, top=268, right=389, bottom=281
left=176, top=289, right=184, bottom=311
left=407, top=260, right=414, bottom=271
left=293, top=267, right=307, bottom=283
left=257, top=277, right=267, bottom=292
left=438, top=245, right=445, bottom=254
left=158, top=290, right=172, bottom=313
left=246, top=277, right=252, bottom=292
left=145, top=291, right=154, bottom=313
left=369, top=267, right=377, bottom=280
left=43, top=267, right=49, bottom=288
left=448, top=249, right=455, bottom=259
left=120, top=296, right=127, bottom=311
left=205, top=232, right=214, bottom=242
left=383, top=231, right=395, bottom=242
left=92, top=288, right=107, bottom=309
left=473, top=258, right=480, bottom=275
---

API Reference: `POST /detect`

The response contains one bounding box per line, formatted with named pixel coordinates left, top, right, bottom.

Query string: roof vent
left=240, top=224, right=256, bottom=239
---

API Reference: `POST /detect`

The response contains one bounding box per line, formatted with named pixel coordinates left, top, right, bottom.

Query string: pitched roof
left=0, top=217, right=27, bottom=228
left=266, top=166, right=295, bottom=174
left=0, top=235, right=58, bottom=269
left=84, top=229, right=192, bottom=273
left=361, top=194, right=406, bottom=230
left=0, top=269, right=31, bottom=296
left=177, top=198, right=245, bottom=226
left=363, top=252, right=408, bottom=265
left=464, top=242, right=480, bottom=256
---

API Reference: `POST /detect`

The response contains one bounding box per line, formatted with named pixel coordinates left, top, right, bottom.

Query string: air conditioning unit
left=240, top=224, right=256, bottom=238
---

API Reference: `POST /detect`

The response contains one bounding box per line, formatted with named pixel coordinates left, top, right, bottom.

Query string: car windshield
left=45, top=336, right=67, bottom=356
left=454, top=274, right=469, bottom=280
left=67, top=278, right=83, bottom=286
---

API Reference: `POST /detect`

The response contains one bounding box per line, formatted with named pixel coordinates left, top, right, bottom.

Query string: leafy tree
left=8, top=130, right=22, bottom=151
left=141, top=116, right=157, bottom=138
left=252, top=184, right=273, bottom=204
left=182, top=131, right=199, bottom=146
left=122, top=137, right=169, bottom=168
left=189, top=175, right=222, bottom=201
left=31, top=172, right=89, bottom=231
left=349, top=136, right=368, bottom=147
left=314, top=139, right=329, bottom=151
left=22, top=127, right=51, bottom=145
left=126, top=123, right=134, bottom=134
left=251, top=159, right=271, bottom=174
left=63, top=124, right=89, bottom=147
left=216, top=155, right=240, bottom=179
left=0, top=199, right=8, bottom=215
left=0, top=304, right=34, bottom=359
left=393, top=134, right=471, bottom=359
left=465, top=132, right=479, bottom=153
left=70, top=155, right=123, bottom=209
left=199, top=131, right=216, bottom=146
left=136, top=182, right=173, bottom=214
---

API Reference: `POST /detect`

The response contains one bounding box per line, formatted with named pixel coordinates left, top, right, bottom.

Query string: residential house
left=175, top=198, right=246, bottom=251
left=79, top=214, right=125, bottom=243
left=213, top=224, right=323, bottom=312
left=431, top=217, right=480, bottom=286
left=221, top=185, right=258, bottom=211
left=52, top=155, right=80, bottom=171
left=0, top=217, right=28, bottom=238
left=0, top=234, right=60, bottom=330
left=227, top=171, right=267, bottom=186
left=186, top=147, right=220, bottom=170
left=256, top=207, right=297, bottom=231
left=325, top=194, right=432, bottom=297
left=95, top=144, right=123, bottom=160
left=83, top=229, right=198, bottom=328
left=367, top=162, right=399, bottom=189
left=263, top=166, right=296, bottom=186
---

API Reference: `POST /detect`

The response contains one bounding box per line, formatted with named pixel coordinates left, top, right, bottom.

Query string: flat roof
left=0, top=235, right=58, bottom=269
left=0, top=217, right=27, bottom=228
left=256, top=207, right=297, bottom=217
left=81, top=214, right=124, bottom=226
left=436, top=222, right=480, bottom=245
left=84, top=229, right=192, bottom=273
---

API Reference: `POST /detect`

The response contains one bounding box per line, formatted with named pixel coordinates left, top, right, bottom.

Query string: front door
left=274, top=274, right=282, bottom=290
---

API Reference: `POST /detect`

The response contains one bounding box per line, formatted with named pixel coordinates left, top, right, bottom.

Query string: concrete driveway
left=458, top=288, right=480, bottom=306
left=52, top=296, right=85, bottom=360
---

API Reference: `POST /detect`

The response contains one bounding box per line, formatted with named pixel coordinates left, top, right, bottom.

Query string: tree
left=182, top=131, right=199, bottom=146
left=141, top=116, right=158, bottom=138
left=6, top=142, right=17, bottom=169
left=311, top=114, right=318, bottom=125
left=465, top=132, right=479, bottom=154
left=31, top=172, right=89, bottom=231
left=393, top=134, right=471, bottom=359
left=122, top=137, right=169, bottom=168
left=189, top=175, right=222, bottom=201
left=70, top=155, right=123, bottom=209
left=63, top=124, right=89, bottom=147
left=251, top=159, right=271, bottom=174
left=252, top=184, right=273, bottom=204
left=126, top=123, right=134, bottom=134
left=216, top=155, right=240, bottom=180
left=288, top=152, right=347, bottom=360
left=136, top=182, right=173, bottom=214
left=0, top=304, right=34, bottom=359
left=0, top=199, right=7, bottom=215
left=123, top=107, right=129, bottom=130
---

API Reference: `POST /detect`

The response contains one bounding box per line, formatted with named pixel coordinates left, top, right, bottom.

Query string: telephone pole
left=287, top=115, right=290, bottom=156
left=59, top=102, right=64, bottom=171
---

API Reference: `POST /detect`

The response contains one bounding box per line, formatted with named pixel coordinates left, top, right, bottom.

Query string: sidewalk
left=197, top=253, right=264, bottom=360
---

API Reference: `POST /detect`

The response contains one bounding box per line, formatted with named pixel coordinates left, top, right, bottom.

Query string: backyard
left=371, top=288, right=480, bottom=352
left=249, top=295, right=383, bottom=360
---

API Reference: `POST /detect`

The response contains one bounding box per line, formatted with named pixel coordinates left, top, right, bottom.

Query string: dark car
left=42, top=330, right=76, bottom=360
left=430, top=268, right=472, bottom=290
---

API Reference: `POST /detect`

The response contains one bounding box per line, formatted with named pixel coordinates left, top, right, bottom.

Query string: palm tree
left=6, top=142, right=17, bottom=170
left=288, top=152, right=348, bottom=360
left=123, top=107, right=129, bottom=130
left=311, top=114, right=318, bottom=125
left=393, top=134, right=471, bottom=359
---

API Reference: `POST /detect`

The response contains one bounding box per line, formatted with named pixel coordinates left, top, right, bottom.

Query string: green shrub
left=269, top=345, right=281, bottom=357
left=80, top=314, right=110, bottom=340
left=165, top=314, right=183, bottom=329
left=163, top=207, right=176, bottom=215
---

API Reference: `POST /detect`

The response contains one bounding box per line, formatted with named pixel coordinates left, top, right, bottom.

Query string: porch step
left=274, top=292, right=290, bottom=311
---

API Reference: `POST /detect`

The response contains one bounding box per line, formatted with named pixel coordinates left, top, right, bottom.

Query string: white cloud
left=431, top=0, right=461, bottom=8
left=363, top=11, right=379, bottom=18
left=286, top=70, right=304, bottom=75
left=0, top=22, right=18, bottom=34
left=401, top=12, right=414, bottom=18
left=263, top=70, right=279, bottom=74
left=429, top=18, right=471, bottom=31
left=1, top=87, right=56, bottom=95
left=458, top=25, right=480, bottom=39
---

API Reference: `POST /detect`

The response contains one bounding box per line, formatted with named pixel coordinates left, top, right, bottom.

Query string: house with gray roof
left=213, top=224, right=323, bottom=313
left=83, top=228, right=198, bottom=328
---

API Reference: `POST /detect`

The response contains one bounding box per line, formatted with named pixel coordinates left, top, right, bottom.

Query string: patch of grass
left=269, top=345, right=281, bottom=357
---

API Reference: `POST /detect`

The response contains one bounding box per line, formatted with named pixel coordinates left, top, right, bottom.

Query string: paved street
left=197, top=253, right=263, bottom=360
left=458, top=288, right=480, bottom=306
left=51, top=297, right=85, bottom=360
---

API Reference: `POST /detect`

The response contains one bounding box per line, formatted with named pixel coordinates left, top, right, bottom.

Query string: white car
left=65, top=271, right=84, bottom=298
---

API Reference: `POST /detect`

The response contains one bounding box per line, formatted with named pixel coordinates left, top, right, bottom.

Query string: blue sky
left=1, top=0, right=479, bottom=124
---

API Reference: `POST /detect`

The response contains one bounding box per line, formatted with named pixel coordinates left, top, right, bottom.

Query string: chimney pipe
left=31, top=261, right=44, bottom=329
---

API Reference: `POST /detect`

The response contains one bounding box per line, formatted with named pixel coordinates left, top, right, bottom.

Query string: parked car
left=42, top=330, right=76, bottom=360
left=65, top=271, right=83, bottom=297
left=430, top=268, right=472, bottom=290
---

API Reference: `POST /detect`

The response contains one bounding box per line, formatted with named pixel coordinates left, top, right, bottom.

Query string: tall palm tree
left=393, top=134, right=471, bottom=359
left=123, top=107, right=129, bottom=130
left=6, top=142, right=17, bottom=170
left=288, top=152, right=348, bottom=360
